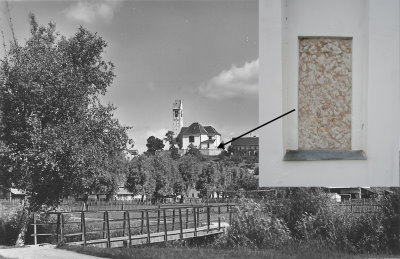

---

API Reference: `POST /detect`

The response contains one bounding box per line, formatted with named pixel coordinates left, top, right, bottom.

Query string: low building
left=124, top=149, right=139, bottom=160
left=328, top=187, right=375, bottom=201
left=177, top=122, right=222, bottom=156
left=0, top=188, right=27, bottom=202
left=230, top=136, right=259, bottom=156
left=188, top=188, right=200, bottom=199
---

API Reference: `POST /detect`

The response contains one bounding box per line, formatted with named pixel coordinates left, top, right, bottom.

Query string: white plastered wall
left=259, top=0, right=400, bottom=186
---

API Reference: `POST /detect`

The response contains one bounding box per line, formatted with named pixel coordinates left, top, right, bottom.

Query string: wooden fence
left=30, top=204, right=234, bottom=247
left=58, top=198, right=208, bottom=212
left=329, top=202, right=381, bottom=213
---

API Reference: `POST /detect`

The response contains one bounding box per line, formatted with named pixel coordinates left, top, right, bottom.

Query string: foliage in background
left=144, top=136, right=165, bottom=156
left=125, top=150, right=259, bottom=202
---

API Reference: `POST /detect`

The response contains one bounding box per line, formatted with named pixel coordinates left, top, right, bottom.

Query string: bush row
left=215, top=190, right=400, bottom=254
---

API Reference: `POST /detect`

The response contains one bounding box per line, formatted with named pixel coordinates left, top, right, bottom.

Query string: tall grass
left=213, top=191, right=400, bottom=255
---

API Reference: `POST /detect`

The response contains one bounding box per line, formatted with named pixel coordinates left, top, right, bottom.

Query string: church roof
left=204, top=126, right=221, bottom=136
left=178, top=122, right=221, bottom=136
left=184, top=122, right=208, bottom=135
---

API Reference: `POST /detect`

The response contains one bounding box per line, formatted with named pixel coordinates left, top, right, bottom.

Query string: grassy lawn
left=60, top=245, right=360, bottom=259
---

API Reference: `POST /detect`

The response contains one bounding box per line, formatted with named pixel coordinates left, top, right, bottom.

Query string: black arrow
left=217, top=109, right=296, bottom=149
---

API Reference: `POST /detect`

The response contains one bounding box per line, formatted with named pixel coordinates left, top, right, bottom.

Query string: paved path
left=0, top=245, right=108, bottom=259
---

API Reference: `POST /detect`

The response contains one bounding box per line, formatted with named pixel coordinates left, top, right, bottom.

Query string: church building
left=172, top=100, right=222, bottom=156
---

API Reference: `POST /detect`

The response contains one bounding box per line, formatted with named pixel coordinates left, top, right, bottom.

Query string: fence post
left=179, top=208, right=183, bottom=239
left=193, top=207, right=197, bottom=237
left=172, top=209, right=175, bottom=231
left=140, top=211, right=144, bottom=234
left=229, top=206, right=232, bottom=226
left=146, top=210, right=151, bottom=244
left=105, top=211, right=111, bottom=248
left=122, top=211, right=126, bottom=237
left=163, top=209, right=168, bottom=241
left=185, top=208, right=189, bottom=229
left=157, top=205, right=160, bottom=232
left=81, top=212, right=86, bottom=246
left=33, top=213, right=37, bottom=245
left=207, top=206, right=210, bottom=233
left=102, top=212, right=106, bottom=239
left=56, top=214, right=60, bottom=243
left=126, top=211, right=131, bottom=247
left=60, top=213, right=65, bottom=244
left=197, top=207, right=200, bottom=227
left=218, top=206, right=221, bottom=231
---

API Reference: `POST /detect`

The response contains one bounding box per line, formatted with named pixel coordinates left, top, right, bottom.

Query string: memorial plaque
left=298, top=38, right=352, bottom=150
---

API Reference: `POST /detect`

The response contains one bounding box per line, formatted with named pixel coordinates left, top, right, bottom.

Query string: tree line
left=125, top=131, right=258, bottom=203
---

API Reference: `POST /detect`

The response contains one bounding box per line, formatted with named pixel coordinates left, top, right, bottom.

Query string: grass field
left=60, top=245, right=361, bottom=259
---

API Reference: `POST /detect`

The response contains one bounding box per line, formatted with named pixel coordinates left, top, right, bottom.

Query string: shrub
left=380, top=190, right=400, bottom=254
left=214, top=199, right=292, bottom=249
left=0, top=203, right=26, bottom=245
left=264, top=187, right=331, bottom=239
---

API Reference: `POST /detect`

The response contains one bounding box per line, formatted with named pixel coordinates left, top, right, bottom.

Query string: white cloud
left=199, top=59, right=258, bottom=100
left=64, top=0, right=121, bottom=24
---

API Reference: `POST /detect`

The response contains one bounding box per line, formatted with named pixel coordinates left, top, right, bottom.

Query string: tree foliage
left=164, top=131, right=180, bottom=160
left=145, top=136, right=164, bottom=156
left=0, top=15, right=130, bottom=211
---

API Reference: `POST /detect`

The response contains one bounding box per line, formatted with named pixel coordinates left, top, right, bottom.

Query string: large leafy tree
left=0, top=15, right=130, bottom=212
left=196, top=162, right=219, bottom=198
left=125, top=155, right=156, bottom=202
left=145, top=136, right=164, bottom=156
left=176, top=154, right=201, bottom=202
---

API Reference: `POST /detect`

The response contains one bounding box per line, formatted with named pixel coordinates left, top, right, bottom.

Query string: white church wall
left=259, top=0, right=400, bottom=186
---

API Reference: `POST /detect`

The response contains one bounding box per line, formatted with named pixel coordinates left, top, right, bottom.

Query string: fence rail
left=329, top=202, right=381, bottom=213
left=30, top=204, right=234, bottom=247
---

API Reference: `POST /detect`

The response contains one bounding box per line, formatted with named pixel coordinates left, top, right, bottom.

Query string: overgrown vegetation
left=214, top=189, right=400, bottom=255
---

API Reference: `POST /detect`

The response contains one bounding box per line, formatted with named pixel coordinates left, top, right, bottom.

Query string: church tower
left=172, top=100, right=183, bottom=136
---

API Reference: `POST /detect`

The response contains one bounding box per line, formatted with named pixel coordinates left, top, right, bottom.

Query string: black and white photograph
left=0, top=0, right=399, bottom=258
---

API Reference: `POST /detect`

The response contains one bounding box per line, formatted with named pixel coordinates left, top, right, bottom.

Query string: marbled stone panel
left=298, top=38, right=352, bottom=150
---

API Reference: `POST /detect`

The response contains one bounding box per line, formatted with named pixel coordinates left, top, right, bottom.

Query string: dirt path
left=0, top=245, right=108, bottom=259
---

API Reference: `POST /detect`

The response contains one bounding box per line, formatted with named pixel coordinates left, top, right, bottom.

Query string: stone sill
left=283, top=150, right=367, bottom=161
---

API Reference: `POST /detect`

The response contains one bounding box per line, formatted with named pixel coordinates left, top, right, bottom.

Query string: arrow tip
left=217, top=143, right=225, bottom=149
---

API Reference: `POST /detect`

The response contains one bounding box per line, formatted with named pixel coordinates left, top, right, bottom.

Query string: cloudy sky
left=0, top=0, right=258, bottom=153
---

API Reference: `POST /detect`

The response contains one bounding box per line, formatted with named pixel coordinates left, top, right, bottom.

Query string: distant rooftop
left=231, top=137, right=259, bottom=146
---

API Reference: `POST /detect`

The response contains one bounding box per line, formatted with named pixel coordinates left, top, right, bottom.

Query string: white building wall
left=259, top=0, right=400, bottom=186
left=182, top=134, right=222, bottom=150
left=214, top=135, right=221, bottom=147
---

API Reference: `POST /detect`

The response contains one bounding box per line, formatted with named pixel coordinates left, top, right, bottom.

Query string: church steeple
left=172, top=100, right=183, bottom=136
